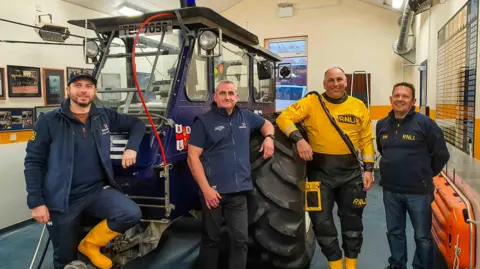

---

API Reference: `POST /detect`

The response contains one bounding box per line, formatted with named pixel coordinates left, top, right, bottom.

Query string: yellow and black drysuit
left=276, top=91, right=375, bottom=263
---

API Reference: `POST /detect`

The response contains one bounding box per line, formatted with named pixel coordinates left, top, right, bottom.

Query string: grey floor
left=0, top=181, right=448, bottom=269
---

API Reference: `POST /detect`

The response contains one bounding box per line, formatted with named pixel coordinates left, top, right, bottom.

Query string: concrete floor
left=0, top=181, right=449, bottom=269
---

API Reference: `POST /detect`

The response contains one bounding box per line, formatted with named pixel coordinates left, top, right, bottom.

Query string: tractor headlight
left=198, top=31, right=217, bottom=51
left=85, top=40, right=99, bottom=58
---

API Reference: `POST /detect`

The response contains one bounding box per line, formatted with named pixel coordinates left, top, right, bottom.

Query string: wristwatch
left=265, top=134, right=275, bottom=140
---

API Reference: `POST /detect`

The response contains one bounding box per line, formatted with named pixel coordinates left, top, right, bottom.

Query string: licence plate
left=118, top=21, right=172, bottom=38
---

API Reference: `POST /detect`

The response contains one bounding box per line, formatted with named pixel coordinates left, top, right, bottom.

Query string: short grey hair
left=215, top=80, right=237, bottom=92
left=324, top=67, right=346, bottom=79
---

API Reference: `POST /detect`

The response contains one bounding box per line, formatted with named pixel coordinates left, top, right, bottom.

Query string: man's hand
left=32, top=205, right=50, bottom=224
left=363, top=171, right=374, bottom=191
left=259, top=136, right=274, bottom=159
left=203, top=186, right=222, bottom=209
left=296, top=139, right=313, bottom=161
left=122, top=149, right=137, bottom=169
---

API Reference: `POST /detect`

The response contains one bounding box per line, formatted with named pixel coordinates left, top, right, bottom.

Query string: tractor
left=63, top=4, right=315, bottom=269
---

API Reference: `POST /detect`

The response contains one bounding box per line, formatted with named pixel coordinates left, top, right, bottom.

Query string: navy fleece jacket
left=376, top=108, right=450, bottom=194
left=24, top=99, right=146, bottom=212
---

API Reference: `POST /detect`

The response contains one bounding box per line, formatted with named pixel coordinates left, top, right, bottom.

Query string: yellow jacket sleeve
left=276, top=94, right=312, bottom=137
left=358, top=104, right=375, bottom=164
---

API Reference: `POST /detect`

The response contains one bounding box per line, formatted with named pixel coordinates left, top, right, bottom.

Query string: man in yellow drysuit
left=276, top=67, right=375, bottom=269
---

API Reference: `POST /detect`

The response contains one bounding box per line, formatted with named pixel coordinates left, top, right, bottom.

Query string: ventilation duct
left=392, top=1, right=416, bottom=63
left=409, top=0, right=442, bottom=15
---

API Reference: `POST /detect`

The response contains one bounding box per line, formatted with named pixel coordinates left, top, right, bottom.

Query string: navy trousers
left=46, top=186, right=142, bottom=269
left=383, top=189, right=434, bottom=269
left=199, top=192, right=249, bottom=269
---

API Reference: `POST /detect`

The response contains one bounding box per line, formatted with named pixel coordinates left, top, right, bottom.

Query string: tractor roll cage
left=68, top=6, right=282, bottom=63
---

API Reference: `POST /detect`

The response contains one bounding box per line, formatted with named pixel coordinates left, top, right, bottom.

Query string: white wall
left=0, top=0, right=107, bottom=108
left=221, top=0, right=405, bottom=108
left=0, top=0, right=179, bottom=229
left=412, top=0, right=470, bottom=110
left=0, top=0, right=108, bottom=229
left=0, top=144, right=35, bottom=229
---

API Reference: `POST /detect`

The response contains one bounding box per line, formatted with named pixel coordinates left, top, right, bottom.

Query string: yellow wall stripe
left=369, top=106, right=391, bottom=120
left=475, top=119, right=480, bottom=161
left=0, top=131, right=33, bottom=145
left=429, top=109, right=436, bottom=120
left=368, top=105, right=422, bottom=120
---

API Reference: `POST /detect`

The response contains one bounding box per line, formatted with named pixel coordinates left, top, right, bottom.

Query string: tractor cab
left=65, top=7, right=304, bottom=268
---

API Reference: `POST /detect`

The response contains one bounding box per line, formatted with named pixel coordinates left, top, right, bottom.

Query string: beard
left=70, top=95, right=93, bottom=107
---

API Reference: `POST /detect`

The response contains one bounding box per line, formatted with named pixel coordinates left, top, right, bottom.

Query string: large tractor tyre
left=247, top=121, right=316, bottom=269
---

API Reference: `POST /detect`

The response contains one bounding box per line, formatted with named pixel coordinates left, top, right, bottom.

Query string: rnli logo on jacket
left=101, top=124, right=110, bottom=135
left=337, top=114, right=357, bottom=124
left=402, top=134, right=416, bottom=141
left=239, top=122, right=247, bottom=129
left=176, top=124, right=191, bottom=151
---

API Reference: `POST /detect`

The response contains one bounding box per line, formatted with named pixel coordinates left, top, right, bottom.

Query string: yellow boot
left=345, top=257, right=357, bottom=269
left=78, top=220, right=120, bottom=269
left=328, top=259, right=343, bottom=269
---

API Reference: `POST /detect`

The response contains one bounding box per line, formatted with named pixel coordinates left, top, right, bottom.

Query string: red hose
left=132, top=13, right=173, bottom=167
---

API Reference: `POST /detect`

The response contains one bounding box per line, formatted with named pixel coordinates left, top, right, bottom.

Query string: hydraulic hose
left=131, top=13, right=173, bottom=167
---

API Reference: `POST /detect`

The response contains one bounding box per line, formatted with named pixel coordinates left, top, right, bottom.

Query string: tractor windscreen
left=95, top=29, right=181, bottom=129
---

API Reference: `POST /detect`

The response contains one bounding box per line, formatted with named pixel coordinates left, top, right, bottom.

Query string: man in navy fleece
left=24, top=71, right=146, bottom=269
left=376, top=82, right=450, bottom=269
left=187, top=80, right=275, bottom=269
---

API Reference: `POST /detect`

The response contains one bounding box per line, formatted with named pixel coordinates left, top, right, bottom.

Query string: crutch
left=350, top=70, right=370, bottom=113
left=29, top=223, right=51, bottom=269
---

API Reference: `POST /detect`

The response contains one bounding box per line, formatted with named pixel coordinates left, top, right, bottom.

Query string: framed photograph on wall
left=0, top=108, right=34, bottom=132
left=0, top=67, right=5, bottom=100
left=43, top=68, right=65, bottom=105
left=33, top=105, right=60, bottom=123
left=7, top=65, right=42, bottom=97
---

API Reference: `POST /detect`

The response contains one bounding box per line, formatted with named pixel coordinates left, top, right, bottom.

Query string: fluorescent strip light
left=119, top=6, right=143, bottom=16
left=392, top=0, right=404, bottom=9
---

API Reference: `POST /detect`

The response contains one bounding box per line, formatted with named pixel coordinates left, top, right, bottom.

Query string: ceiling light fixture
left=119, top=6, right=143, bottom=16
left=392, top=0, right=405, bottom=9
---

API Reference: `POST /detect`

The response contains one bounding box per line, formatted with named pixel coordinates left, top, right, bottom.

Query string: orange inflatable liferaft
left=432, top=175, right=475, bottom=268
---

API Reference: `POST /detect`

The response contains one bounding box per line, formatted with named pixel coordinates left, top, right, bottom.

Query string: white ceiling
left=357, top=0, right=406, bottom=12
left=61, top=0, right=245, bottom=16
left=61, top=0, right=403, bottom=17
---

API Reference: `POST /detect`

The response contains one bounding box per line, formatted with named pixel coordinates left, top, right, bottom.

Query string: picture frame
left=0, top=67, right=5, bottom=100
left=0, top=108, right=34, bottom=132
left=43, top=68, right=65, bottom=105
left=7, top=65, right=42, bottom=97
left=33, top=105, right=60, bottom=123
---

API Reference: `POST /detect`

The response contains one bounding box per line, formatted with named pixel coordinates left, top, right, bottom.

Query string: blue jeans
left=383, top=189, right=434, bottom=269
left=47, top=186, right=142, bottom=269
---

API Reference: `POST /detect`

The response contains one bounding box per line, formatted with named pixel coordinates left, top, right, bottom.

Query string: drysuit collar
left=322, top=92, right=348, bottom=104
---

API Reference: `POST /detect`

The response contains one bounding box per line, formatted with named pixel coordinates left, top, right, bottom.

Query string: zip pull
left=82, top=127, right=86, bottom=138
